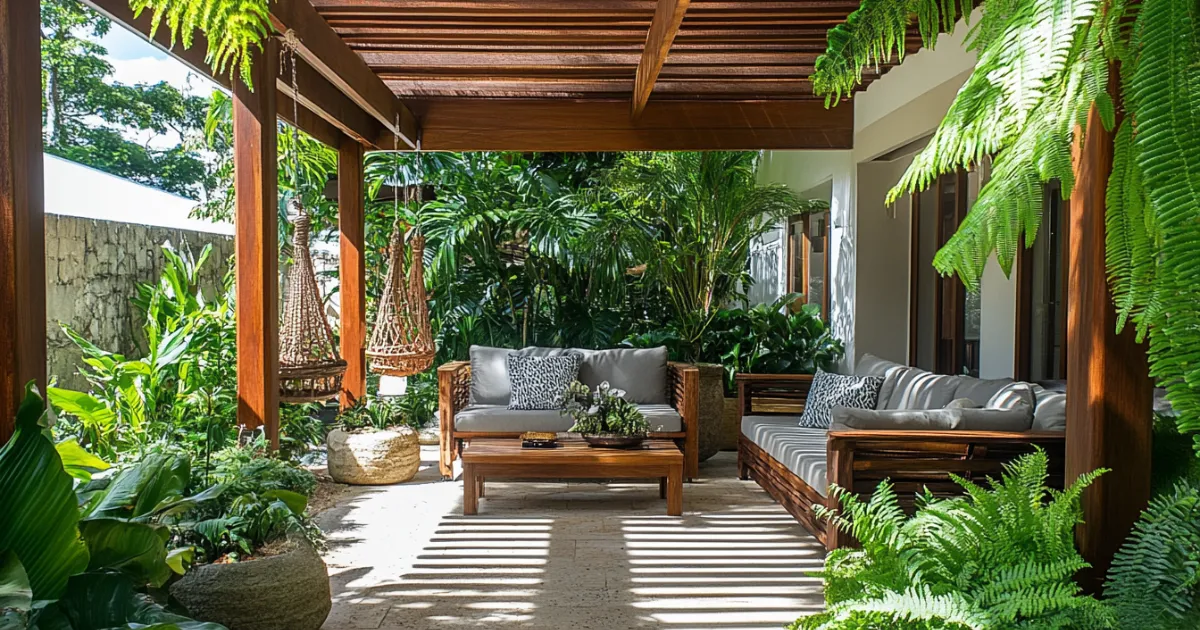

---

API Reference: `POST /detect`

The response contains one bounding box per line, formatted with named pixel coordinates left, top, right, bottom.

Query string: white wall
left=979, top=257, right=1017, bottom=378
left=854, top=159, right=913, bottom=365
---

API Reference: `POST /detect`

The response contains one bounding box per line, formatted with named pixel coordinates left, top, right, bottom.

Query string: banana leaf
left=78, top=521, right=171, bottom=588
left=0, top=384, right=90, bottom=600
left=0, top=552, right=31, bottom=613
left=81, top=454, right=190, bottom=521
left=54, top=440, right=109, bottom=483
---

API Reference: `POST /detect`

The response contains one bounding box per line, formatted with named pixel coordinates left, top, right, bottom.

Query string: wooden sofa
left=438, top=360, right=699, bottom=480
left=735, top=370, right=1066, bottom=550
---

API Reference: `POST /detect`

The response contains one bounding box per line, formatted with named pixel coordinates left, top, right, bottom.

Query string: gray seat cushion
left=469, top=345, right=577, bottom=405
left=576, top=347, right=668, bottom=404
left=454, top=403, right=682, bottom=433
left=855, top=353, right=910, bottom=411
left=741, top=415, right=829, bottom=497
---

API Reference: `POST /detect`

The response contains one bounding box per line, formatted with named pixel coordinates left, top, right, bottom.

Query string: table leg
left=478, top=476, right=485, bottom=498
left=667, top=464, right=683, bottom=516
left=463, top=465, right=478, bottom=515
left=659, top=477, right=666, bottom=499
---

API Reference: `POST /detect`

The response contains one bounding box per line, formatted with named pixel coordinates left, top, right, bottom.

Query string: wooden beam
left=276, top=52, right=384, bottom=146
left=84, top=0, right=383, bottom=149
left=277, top=93, right=344, bottom=148
left=629, top=0, right=686, bottom=118
left=398, top=99, right=853, bottom=151
left=270, top=0, right=418, bottom=148
left=0, top=0, right=46, bottom=440
left=1065, top=72, right=1153, bottom=590
left=235, top=37, right=282, bottom=450
left=338, top=139, right=366, bottom=409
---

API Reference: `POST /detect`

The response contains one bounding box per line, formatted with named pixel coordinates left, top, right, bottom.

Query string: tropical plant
left=791, top=450, right=1113, bottom=629
left=608, top=151, right=827, bottom=359
left=130, top=0, right=271, bottom=89
left=559, top=381, right=649, bottom=437
left=0, top=384, right=223, bottom=630
left=1105, top=481, right=1200, bottom=629
left=812, top=0, right=1200, bottom=448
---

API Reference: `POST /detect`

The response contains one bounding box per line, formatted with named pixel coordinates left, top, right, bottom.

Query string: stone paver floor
left=315, top=447, right=825, bottom=630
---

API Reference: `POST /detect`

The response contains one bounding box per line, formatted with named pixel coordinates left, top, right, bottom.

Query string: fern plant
left=813, top=0, right=1200, bottom=449
left=130, top=0, right=273, bottom=88
left=790, top=450, right=1114, bottom=629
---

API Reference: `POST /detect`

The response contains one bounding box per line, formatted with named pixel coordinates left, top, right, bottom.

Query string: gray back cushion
left=885, top=366, right=962, bottom=410
left=469, top=345, right=576, bottom=405
left=1031, top=386, right=1067, bottom=432
left=831, top=406, right=961, bottom=431
left=954, top=377, right=1015, bottom=407
left=576, top=346, right=668, bottom=405
left=854, top=353, right=910, bottom=410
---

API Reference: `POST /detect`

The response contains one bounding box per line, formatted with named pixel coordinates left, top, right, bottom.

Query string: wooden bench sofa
left=735, top=356, right=1067, bottom=550
left=438, top=352, right=699, bottom=480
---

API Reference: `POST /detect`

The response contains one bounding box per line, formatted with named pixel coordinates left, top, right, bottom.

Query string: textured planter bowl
left=696, top=363, right=726, bottom=462
left=169, top=538, right=330, bottom=630
left=582, top=433, right=646, bottom=448
left=327, top=427, right=420, bottom=485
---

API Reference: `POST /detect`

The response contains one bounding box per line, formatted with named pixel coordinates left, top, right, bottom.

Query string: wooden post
left=1066, top=77, right=1153, bottom=589
left=338, top=138, right=366, bottom=408
left=0, top=0, right=46, bottom=441
left=234, top=39, right=281, bottom=449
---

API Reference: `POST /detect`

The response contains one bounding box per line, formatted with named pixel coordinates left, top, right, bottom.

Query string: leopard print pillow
left=507, top=353, right=582, bottom=410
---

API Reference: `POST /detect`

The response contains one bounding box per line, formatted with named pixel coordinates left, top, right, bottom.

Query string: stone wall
left=46, top=215, right=234, bottom=390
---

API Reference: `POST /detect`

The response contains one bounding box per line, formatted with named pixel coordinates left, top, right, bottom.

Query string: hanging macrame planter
left=279, top=200, right=348, bottom=402
left=367, top=142, right=436, bottom=377
left=277, top=32, right=346, bottom=402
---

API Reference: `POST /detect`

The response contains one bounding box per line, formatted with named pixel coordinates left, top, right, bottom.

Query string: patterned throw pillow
left=507, top=354, right=582, bottom=410
left=799, top=368, right=885, bottom=429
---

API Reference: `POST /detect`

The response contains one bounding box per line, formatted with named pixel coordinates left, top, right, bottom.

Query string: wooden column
left=338, top=138, right=366, bottom=408
left=1066, top=80, right=1153, bottom=588
left=234, top=39, right=281, bottom=449
left=0, top=0, right=46, bottom=441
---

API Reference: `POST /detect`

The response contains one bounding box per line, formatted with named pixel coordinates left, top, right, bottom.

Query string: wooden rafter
left=620, top=0, right=684, bottom=118
left=276, top=55, right=384, bottom=146
left=270, top=0, right=418, bottom=148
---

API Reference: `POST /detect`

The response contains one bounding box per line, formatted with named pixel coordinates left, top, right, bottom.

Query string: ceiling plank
left=632, top=0, right=691, bottom=118
left=389, top=99, right=854, bottom=151
left=269, top=0, right=418, bottom=148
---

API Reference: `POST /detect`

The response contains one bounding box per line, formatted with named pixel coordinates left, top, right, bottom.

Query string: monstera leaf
left=0, top=384, right=90, bottom=600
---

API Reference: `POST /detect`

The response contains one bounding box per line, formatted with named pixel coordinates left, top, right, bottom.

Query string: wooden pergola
left=0, top=0, right=1150, bottom=582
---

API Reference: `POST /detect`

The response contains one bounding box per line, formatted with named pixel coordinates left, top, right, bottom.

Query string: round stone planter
left=326, top=427, right=420, bottom=485
left=169, top=538, right=331, bottom=630
left=696, top=363, right=726, bottom=462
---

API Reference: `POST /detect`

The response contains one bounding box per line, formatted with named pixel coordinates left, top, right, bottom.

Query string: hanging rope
left=366, top=124, right=435, bottom=376
left=278, top=30, right=346, bottom=402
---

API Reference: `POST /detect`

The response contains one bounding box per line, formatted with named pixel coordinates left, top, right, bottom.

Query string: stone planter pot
left=327, top=427, right=420, bottom=485
left=169, top=538, right=331, bottom=630
left=695, top=363, right=726, bottom=462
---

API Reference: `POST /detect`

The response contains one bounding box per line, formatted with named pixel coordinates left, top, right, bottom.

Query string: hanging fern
left=130, top=0, right=273, bottom=89
left=790, top=450, right=1113, bottom=629
left=813, top=0, right=1200, bottom=449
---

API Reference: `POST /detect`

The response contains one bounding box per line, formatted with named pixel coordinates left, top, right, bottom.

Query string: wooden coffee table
left=460, top=438, right=684, bottom=516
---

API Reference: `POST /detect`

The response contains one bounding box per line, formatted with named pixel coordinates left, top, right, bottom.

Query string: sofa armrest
left=667, top=362, right=700, bottom=479
left=736, top=373, right=814, bottom=418
left=437, top=361, right=471, bottom=426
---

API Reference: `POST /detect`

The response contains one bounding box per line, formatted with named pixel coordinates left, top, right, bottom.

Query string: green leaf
left=55, top=438, right=110, bottom=482
left=82, top=453, right=190, bottom=521
left=0, top=384, right=90, bottom=600
left=79, top=520, right=172, bottom=588
left=47, top=389, right=116, bottom=429
left=0, top=552, right=31, bottom=613
left=263, top=489, right=307, bottom=515
left=165, top=547, right=194, bottom=576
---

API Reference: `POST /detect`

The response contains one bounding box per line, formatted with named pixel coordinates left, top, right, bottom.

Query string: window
left=1016, top=181, right=1069, bottom=382
left=786, top=211, right=830, bottom=319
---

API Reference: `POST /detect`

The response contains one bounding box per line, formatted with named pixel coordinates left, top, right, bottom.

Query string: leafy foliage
left=41, top=0, right=216, bottom=199
left=559, top=381, right=649, bottom=437
left=791, top=450, right=1113, bottom=629
left=812, top=0, right=1200, bottom=450
left=130, top=0, right=272, bottom=89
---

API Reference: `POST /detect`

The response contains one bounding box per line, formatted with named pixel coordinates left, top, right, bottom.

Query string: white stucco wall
left=855, top=159, right=914, bottom=365
left=979, top=257, right=1018, bottom=378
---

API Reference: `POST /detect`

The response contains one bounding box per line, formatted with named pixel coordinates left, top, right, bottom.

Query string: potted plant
left=325, top=394, right=420, bottom=485
left=559, top=381, right=650, bottom=448
left=169, top=443, right=331, bottom=630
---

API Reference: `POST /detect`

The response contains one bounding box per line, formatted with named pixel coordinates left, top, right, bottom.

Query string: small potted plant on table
left=560, top=381, right=650, bottom=448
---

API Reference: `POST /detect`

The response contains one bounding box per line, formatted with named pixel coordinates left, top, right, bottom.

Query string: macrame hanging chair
left=277, top=33, right=346, bottom=402
left=366, top=146, right=436, bottom=377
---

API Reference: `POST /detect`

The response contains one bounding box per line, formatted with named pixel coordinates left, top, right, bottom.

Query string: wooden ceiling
left=311, top=0, right=912, bottom=102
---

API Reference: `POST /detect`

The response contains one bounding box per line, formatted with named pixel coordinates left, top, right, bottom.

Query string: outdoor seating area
left=4, top=0, right=1200, bottom=629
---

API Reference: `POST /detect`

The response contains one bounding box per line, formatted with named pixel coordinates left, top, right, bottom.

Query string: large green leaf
left=81, top=453, right=190, bottom=521
left=78, top=520, right=171, bottom=588
left=54, top=439, right=110, bottom=483
left=0, top=552, right=31, bottom=613
left=0, top=384, right=90, bottom=600
left=46, top=390, right=116, bottom=430
left=49, top=571, right=224, bottom=630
